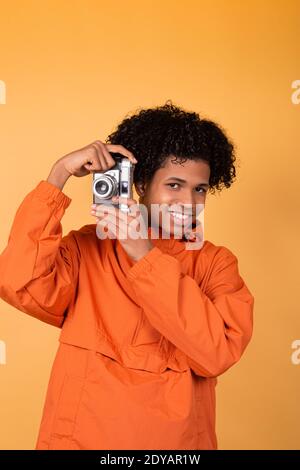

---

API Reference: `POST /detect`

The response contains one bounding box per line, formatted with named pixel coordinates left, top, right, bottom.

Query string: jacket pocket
left=48, top=373, right=85, bottom=447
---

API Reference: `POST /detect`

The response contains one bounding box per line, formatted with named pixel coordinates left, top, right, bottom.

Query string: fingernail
left=91, top=204, right=97, bottom=208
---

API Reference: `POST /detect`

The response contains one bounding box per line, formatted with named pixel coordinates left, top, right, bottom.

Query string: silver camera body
left=92, top=153, right=135, bottom=213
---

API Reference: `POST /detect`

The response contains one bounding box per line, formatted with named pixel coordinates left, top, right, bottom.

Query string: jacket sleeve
left=126, top=245, right=254, bottom=378
left=0, top=180, right=80, bottom=328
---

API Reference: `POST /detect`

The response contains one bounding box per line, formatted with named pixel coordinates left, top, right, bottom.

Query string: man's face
left=135, top=156, right=210, bottom=238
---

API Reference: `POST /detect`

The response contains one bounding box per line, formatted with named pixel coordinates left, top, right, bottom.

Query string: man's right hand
left=47, top=140, right=138, bottom=190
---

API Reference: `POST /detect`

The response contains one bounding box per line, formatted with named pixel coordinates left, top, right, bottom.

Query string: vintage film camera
left=92, top=152, right=135, bottom=213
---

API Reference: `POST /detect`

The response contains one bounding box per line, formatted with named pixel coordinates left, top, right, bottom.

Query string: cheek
left=141, top=188, right=168, bottom=211
left=142, top=187, right=179, bottom=227
left=149, top=187, right=171, bottom=205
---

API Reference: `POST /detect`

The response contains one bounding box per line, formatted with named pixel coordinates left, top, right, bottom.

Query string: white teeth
left=168, top=211, right=190, bottom=220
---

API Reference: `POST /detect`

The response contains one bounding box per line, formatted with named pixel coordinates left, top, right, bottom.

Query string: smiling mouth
left=167, top=209, right=195, bottom=224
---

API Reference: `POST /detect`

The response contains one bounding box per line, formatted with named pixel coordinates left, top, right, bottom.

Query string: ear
left=134, top=181, right=147, bottom=198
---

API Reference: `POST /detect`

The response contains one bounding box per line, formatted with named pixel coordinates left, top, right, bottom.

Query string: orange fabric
left=0, top=180, right=254, bottom=450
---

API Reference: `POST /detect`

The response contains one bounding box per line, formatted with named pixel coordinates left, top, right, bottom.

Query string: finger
left=91, top=142, right=109, bottom=171
left=105, top=144, right=138, bottom=163
left=83, top=146, right=103, bottom=172
left=92, top=140, right=115, bottom=169
left=111, top=195, right=138, bottom=207
left=91, top=205, right=118, bottom=217
left=111, top=197, right=141, bottom=216
left=83, top=156, right=100, bottom=171
left=91, top=206, right=117, bottom=219
left=94, top=209, right=146, bottom=240
left=98, top=141, right=117, bottom=168
left=94, top=204, right=142, bottom=223
left=92, top=205, right=136, bottom=224
left=91, top=203, right=117, bottom=214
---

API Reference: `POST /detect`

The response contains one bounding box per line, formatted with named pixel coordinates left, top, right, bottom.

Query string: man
left=0, top=100, right=254, bottom=449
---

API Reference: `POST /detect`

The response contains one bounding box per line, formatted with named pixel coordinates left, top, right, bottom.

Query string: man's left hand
left=91, top=196, right=154, bottom=262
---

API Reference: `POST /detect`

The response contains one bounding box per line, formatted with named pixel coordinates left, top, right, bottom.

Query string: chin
left=160, top=221, right=195, bottom=239
left=149, top=216, right=197, bottom=239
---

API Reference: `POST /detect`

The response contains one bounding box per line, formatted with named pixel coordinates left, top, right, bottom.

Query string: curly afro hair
left=105, top=100, right=237, bottom=195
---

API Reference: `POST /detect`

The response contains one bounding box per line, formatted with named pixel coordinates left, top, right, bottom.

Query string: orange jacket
left=0, top=180, right=254, bottom=450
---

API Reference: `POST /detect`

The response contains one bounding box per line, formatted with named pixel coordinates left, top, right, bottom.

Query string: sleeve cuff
left=126, top=246, right=165, bottom=281
left=33, top=180, right=72, bottom=209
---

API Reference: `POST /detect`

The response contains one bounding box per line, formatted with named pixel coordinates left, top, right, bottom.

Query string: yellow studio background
left=0, top=0, right=299, bottom=450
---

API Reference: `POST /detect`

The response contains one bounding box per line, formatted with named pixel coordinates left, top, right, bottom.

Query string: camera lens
left=93, top=175, right=117, bottom=199
left=95, top=180, right=110, bottom=195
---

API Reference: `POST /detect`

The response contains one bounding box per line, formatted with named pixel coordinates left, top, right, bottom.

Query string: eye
left=167, top=183, right=180, bottom=189
left=195, top=187, right=207, bottom=193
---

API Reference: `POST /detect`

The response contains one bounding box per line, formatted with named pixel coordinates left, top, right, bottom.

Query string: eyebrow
left=165, top=177, right=210, bottom=188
